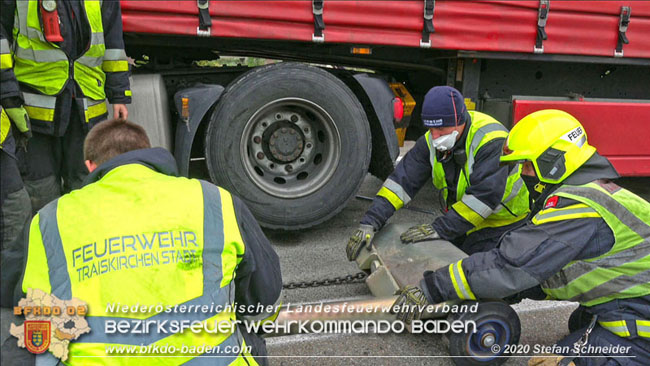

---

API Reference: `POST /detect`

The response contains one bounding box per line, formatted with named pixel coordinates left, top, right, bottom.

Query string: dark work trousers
left=556, top=324, right=650, bottom=366
left=18, top=104, right=88, bottom=213
left=1, top=142, right=31, bottom=308
left=241, top=324, right=269, bottom=366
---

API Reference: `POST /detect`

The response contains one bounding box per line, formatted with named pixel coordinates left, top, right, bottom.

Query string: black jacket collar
left=563, top=152, right=620, bottom=185
left=83, top=148, right=179, bottom=186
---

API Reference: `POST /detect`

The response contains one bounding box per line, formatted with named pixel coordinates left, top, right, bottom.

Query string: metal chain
left=283, top=271, right=367, bottom=290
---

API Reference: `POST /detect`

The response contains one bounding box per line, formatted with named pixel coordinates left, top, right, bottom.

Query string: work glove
left=392, top=285, right=429, bottom=325
left=5, top=106, right=31, bottom=148
left=528, top=354, right=575, bottom=366
left=346, top=224, right=375, bottom=261
left=400, top=223, right=439, bottom=244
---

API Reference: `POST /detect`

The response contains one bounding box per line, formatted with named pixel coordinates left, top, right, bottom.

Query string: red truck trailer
left=119, top=0, right=650, bottom=230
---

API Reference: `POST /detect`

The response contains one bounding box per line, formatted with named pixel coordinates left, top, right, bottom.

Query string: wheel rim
left=465, top=318, right=511, bottom=362
left=240, top=98, right=341, bottom=198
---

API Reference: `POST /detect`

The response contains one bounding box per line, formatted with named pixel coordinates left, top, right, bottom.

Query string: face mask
left=432, top=131, right=459, bottom=152
left=521, top=174, right=546, bottom=201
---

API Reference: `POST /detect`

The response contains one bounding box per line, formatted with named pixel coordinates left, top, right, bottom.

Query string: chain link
left=283, top=271, right=367, bottom=290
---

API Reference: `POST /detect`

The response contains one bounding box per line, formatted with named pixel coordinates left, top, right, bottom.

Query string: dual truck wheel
left=205, top=63, right=371, bottom=229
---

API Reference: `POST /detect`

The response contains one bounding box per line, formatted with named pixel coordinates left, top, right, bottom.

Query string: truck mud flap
left=352, top=74, right=400, bottom=164
left=173, top=84, right=225, bottom=176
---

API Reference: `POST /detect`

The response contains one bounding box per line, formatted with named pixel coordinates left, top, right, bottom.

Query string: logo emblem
left=25, top=321, right=51, bottom=354
left=545, top=196, right=559, bottom=208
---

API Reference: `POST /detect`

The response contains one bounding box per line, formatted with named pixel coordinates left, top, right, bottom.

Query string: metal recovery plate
left=355, top=223, right=467, bottom=297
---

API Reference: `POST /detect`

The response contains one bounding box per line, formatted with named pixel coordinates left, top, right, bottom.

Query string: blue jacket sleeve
left=422, top=198, right=614, bottom=303
left=361, top=135, right=432, bottom=230
left=101, top=0, right=131, bottom=104
left=1, top=15, right=22, bottom=103
left=232, top=195, right=282, bottom=316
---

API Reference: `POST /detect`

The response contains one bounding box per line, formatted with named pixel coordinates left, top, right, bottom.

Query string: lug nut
left=306, top=143, right=312, bottom=148
left=291, top=115, right=298, bottom=122
left=285, top=165, right=293, bottom=172
left=275, top=114, right=282, bottom=120
left=257, top=152, right=265, bottom=160
left=304, top=127, right=309, bottom=133
left=253, top=136, right=261, bottom=144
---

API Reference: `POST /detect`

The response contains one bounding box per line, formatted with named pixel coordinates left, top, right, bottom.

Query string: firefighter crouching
left=395, top=110, right=650, bottom=366
left=347, top=86, right=529, bottom=260
left=15, top=120, right=282, bottom=365
left=1, top=0, right=131, bottom=213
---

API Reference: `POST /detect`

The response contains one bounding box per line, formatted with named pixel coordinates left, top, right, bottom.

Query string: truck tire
left=205, top=63, right=371, bottom=230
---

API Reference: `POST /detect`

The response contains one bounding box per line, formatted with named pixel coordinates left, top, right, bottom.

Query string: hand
left=392, top=285, right=429, bottom=325
left=400, top=224, right=439, bottom=244
left=5, top=106, right=32, bottom=148
left=346, top=224, right=375, bottom=261
left=528, top=354, right=574, bottom=366
left=113, top=104, right=128, bottom=120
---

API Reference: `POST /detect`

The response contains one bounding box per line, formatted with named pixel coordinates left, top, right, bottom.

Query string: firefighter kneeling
left=19, top=119, right=282, bottom=366
left=394, top=110, right=650, bottom=366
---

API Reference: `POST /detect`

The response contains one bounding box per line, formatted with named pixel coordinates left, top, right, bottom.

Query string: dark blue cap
left=421, top=86, right=468, bottom=128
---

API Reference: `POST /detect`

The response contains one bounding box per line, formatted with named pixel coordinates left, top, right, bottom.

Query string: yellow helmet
left=500, top=109, right=596, bottom=184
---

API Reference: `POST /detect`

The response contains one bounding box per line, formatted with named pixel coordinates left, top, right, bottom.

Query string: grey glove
left=346, top=224, right=375, bottom=261
left=400, top=223, right=440, bottom=244
left=392, top=285, right=429, bottom=325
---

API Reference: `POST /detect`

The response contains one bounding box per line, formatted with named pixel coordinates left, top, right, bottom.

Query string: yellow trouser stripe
left=1, top=53, right=12, bottom=69
left=599, top=320, right=631, bottom=337
left=86, top=101, right=107, bottom=121
left=24, top=105, right=54, bottom=122
left=101, top=60, right=129, bottom=72
left=449, top=260, right=476, bottom=300
left=377, top=187, right=404, bottom=210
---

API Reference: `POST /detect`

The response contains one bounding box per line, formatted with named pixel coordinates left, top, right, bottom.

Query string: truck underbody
left=119, top=0, right=650, bottom=230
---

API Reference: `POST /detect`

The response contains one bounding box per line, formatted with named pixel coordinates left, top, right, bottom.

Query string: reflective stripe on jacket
left=23, top=163, right=258, bottom=365
left=12, top=0, right=128, bottom=125
left=539, top=180, right=650, bottom=308
left=0, top=107, right=10, bottom=148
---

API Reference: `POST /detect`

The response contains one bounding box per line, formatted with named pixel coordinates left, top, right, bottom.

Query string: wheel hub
left=269, top=126, right=304, bottom=162
left=241, top=98, right=341, bottom=198
left=481, top=333, right=496, bottom=347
